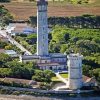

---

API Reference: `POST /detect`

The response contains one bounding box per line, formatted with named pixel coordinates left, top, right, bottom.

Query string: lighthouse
left=37, top=0, right=48, bottom=56
left=20, top=0, right=67, bottom=72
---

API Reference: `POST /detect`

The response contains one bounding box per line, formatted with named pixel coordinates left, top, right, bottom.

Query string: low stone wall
left=0, top=85, right=94, bottom=95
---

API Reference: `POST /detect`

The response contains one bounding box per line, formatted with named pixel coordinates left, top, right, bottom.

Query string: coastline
left=0, top=94, right=100, bottom=100
left=0, top=85, right=94, bottom=94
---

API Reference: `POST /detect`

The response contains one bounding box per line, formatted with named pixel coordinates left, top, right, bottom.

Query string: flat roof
left=5, top=50, right=17, bottom=55
left=22, top=55, right=51, bottom=60
left=37, top=63, right=62, bottom=66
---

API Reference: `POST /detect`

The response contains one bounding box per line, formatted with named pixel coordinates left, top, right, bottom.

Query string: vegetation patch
left=30, top=15, right=100, bottom=29
left=51, top=76, right=59, bottom=82
left=0, top=5, right=13, bottom=27
left=52, top=73, right=68, bottom=82
left=14, top=34, right=36, bottom=54
left=60, top=73, right=68, bottom=78
left=70, top=0, right=89, bottom=4
left=0, top=0, right=10, bottom=2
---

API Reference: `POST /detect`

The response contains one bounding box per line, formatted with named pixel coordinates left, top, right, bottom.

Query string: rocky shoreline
left=0, top=85, right=94, bottom=94
left=0, top=94, right=100, bottom=100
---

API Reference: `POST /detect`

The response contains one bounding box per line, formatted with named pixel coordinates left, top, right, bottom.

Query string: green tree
left=0, top=40, right=7, bottom=48
left=0, top=0, right=10, bottom=2
left=0, top=53, right=11, bottom=67
left=60, top=44, right=68, bottom=53
left=44, top=70, right=55, bottom=82
left=0, top=68, right=12, bottom=77
left=82, top=64, right=92, bottom=77
left=32, top=70, right=55, bottom=83
left=5, top=44, right=13, bottom=50
left=93, top=68, right=100, bottom=82
left=5, top=61, right=33, bottom=79
left=0, top=5, right=13, bottom=26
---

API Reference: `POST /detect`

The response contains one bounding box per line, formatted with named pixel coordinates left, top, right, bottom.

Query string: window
left=43, top=44, right=44, bottom=47
left=45, top=61, right=47, bottom=63
left=43, top=35, right=45, bottom=39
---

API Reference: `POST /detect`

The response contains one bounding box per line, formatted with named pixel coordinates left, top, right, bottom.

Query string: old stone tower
left=67, top=53, right=83, bottom=90
left=37, top=0, right=48, bottom=56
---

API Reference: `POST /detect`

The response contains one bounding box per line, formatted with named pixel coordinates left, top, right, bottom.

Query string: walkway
left=54, top=72, right=69, bottom=90
left=55, top=72, right=69, bottom=85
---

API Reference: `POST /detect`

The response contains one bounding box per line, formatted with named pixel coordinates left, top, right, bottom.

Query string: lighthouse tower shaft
left=37, top=0, right=48, bottom=56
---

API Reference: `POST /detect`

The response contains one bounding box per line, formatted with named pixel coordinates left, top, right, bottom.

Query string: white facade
left=20, top=53, right=67, bottom=71
left=67, top=53, right=83, bottom=90
left=37, top=0, right=48, bottom=56
left=6, top=26, right=15, bottom=34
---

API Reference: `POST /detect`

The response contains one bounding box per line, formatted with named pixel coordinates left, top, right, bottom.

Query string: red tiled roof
left=0, top=77, right=38, bottom=87
left=0, top=49, right=5, bottom=53
left=82, top=75, right=96, bottom=83
left=0, top=78, right=31, bottom=85
left=83, top=75, right=90, bottom=82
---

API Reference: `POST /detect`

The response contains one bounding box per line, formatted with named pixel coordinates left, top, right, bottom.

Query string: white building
left=20, top=53, right=67, bottom=70
left=5, top=50, right=18, bottom=57
left=6, top=23, right=34, bottom=35
left=67, top=53, right=83, bottom=90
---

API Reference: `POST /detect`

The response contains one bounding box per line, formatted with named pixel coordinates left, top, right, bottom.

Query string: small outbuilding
left=5, top=50, right=18, bottom=57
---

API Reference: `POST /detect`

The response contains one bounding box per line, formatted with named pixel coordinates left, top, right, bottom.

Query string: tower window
left=43, top=35, right=45, bottom=39
left=43, top=44, right=44, bottom=47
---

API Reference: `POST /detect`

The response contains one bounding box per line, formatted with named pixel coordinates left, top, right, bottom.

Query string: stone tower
left=37, top=0, right=48, bottom=56
left=67, top=53, right=83, bottom=90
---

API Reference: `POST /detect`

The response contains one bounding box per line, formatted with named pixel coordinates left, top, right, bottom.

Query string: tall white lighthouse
left=37, top=0, right=48, bottom=56
left=67, top=53, right=83, bottom=90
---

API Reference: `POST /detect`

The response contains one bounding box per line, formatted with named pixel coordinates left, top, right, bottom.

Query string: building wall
left=69, top=79, right=82, bottom=90
left=52, top=57, right=66, bottom=63
left=39, top=65, right=65, bottom=70
left=20, top=55, right=67, bottom=70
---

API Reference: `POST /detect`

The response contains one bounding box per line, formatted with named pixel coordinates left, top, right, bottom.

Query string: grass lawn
left=51, top=77, right=59, bottom=82
left=60, top=73, right=68, bottom=78
left=52, top=73, right=68, bottom=82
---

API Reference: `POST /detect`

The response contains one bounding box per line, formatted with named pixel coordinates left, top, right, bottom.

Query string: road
left=0, top=29, right=32, bottom=55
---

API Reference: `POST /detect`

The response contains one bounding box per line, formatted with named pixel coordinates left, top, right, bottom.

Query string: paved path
left=54, top=72, right=69, bottom=90
left=0, top=29, right=32, bottom=55
left=55, top=72, right=69, bottom=85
